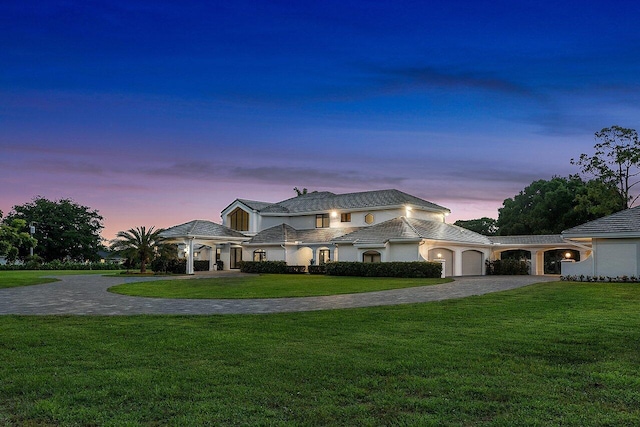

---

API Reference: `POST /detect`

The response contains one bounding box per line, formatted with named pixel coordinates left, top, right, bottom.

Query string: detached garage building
left=562, top=205, right=640, bottom=277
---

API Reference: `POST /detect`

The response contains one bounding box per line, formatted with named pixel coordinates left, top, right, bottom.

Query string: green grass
left=2, top=281, right=640, bottom=425
left=0, top=270, right=118, bottom=289
left=109, top=274, right=452, bottom=298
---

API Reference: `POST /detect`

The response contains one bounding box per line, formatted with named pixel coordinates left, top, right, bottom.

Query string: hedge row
left=150, top=259, right=225, bottom=274
left=238, top=261, right=308, bottom=274
left=485, top=259, right=529, bottom=275
left=308, top=265, right=326, bottom=275
left=325, top=261, right=442, bottom=278
left=0, top=261, right=123, bottom=271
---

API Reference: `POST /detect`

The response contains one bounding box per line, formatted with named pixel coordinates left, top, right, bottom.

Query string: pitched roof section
left=236, top=199, right=274, bottom=211
left=248, top=224, right=361, bottom=245
left=489, top=235, right=566, bottom=245
left=160, top=220, right=247, bottom=239
left=562, top=206, right=640, bottom=237
left=333, top=217, right=492, bottom=245
left=259, top=189, right=449, bottom=214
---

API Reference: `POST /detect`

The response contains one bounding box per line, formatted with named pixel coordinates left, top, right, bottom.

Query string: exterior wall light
left=437, top=253, right=442, bottom=258
left=331, top=211, right=338, bottom=218
left=565, top=252, right=572, bottom=259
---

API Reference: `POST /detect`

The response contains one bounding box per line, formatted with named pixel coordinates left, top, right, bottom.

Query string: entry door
left=319, top=249, right=330, bottom=265
left=230, top=247, right=243, bottom=269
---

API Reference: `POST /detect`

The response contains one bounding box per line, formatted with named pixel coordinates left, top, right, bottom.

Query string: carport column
left=453, top=248, right=463, bottom=277
left=209, top=245, right=216, bottom=271
left=186, top=238, right=195, bottom=275
left=530, top=250, right=544, bottom=275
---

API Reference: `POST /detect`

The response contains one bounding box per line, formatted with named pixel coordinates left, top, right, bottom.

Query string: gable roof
left=160, top=220, right=247, bottom=240
left=259, top=189, right=450, bottom=215
left=236, top=199, right=274, bottom=211
left=333, top=217, right=492, bottom=245
left=562, top=206, right=640, bottom=238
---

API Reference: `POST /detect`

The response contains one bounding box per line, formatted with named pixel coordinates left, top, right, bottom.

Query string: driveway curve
left=0, top=274, right=557, bottom=315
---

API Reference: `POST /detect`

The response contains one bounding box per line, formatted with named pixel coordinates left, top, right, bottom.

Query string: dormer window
left=316, top=213, right=330, bottom=228
left=229, top=207, right=249, bottom=231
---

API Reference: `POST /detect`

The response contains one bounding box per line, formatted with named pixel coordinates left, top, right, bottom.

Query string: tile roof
left=236, top=199, right=274, bottom=211
left=160, top=220, right=247, bottom=239
left=257, top=189, right=450, bottom=214
left=333, top=217, right=492, bottom=245
left=562, top=206, right=640, bottom=237
left=489, top=235, right=566, bottom=245
left=248, top=224, right=361, bottom=245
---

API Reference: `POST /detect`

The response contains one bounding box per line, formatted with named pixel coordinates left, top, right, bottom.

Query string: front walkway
left=0, top=273, right=557, bottom=315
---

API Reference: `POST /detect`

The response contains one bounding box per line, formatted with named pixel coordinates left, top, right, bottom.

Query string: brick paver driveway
left=0, top=273, right=557, bottom=315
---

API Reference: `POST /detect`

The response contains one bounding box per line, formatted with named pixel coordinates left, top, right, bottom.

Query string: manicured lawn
left=0, top=270, right=118, bottom=289
left=2, top=281, right=640, bottom=425
left=109, top=274, right=452, bottom=298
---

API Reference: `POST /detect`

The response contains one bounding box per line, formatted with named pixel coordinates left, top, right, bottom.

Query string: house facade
left=162, top=189, right=582, bottom=276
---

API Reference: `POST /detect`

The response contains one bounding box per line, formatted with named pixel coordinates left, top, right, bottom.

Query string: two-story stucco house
left=162, top=188, right=582, bottom=275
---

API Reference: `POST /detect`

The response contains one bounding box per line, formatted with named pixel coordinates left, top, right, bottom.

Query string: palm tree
left=110, top=226, right=164, bottom=273
left=294, top=187, right=308, bottom=196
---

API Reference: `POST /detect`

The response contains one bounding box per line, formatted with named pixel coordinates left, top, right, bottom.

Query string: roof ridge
left=402, top=216, right=422, bottom=237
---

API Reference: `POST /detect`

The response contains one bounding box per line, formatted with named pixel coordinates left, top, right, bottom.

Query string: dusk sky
left=2, top=0, right=639, bottom=240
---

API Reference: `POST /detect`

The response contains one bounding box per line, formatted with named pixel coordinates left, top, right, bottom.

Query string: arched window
left=319, top=249, right=330, bottom=265
left=228, top=207, right=249, bottom=231
left=363, top=250, right=381, bottom=263
left=364, top=213, right=374, bottom=224
left=253, top=249, right=266, bottom=262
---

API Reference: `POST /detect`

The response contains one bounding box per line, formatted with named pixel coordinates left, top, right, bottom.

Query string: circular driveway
left=0, top=274, right=557, bottom=315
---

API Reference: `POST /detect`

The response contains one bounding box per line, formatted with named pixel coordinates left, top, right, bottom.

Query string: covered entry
left=161, top=220, right=248, bottom=274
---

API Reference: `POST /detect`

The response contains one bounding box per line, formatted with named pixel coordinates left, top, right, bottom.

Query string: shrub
left=285, top=265, right=307, bottom=274
left=239, top=261, right=288, bottom=274
left=194, top=260, right=210, bottom=272
left=324, top=261, right=442, bottom=278
left=485, top=259, right=529, bottom=275
left=216, top=260, right=224, bottom=270
left=308, top=265, right=326, bottom=275
left=559, top=275, right=640, bottom=283
left=150, top=258, right=187, bottom=274
left=0, top=261, right=123, bottom=271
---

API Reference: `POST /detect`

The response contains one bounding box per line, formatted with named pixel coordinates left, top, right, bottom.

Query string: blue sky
left=1, top=0, right=639, bottom=238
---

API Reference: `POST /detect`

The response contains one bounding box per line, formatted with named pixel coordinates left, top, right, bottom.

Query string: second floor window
left=341, top=213, right=351, bottom=222
left=316, top=213, right=330, bottom=228
left=229, top=207, right=249, bottom=231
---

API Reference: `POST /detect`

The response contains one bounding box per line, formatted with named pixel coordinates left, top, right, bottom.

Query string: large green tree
left=497, top=176, right=622, bottom=235
left=453, top=217, right=498, bottom=236
left=4, top=197, right=104, bottom=262
left=0, top=213, right=37, bottom=264
left=571, top=125, right=640, bottom=209
left=110, top=226, right=164, bottom=273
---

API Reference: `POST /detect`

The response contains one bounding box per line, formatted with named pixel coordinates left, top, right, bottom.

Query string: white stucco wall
left=219, top=244, right=231, bottom=270
left=387, top=242, right=421, bottom=261
left=594, top=238, right=640, bottom=277
left=561, top=257, right=593, bottom=277
left=335, top=245, right=358, bottom=262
